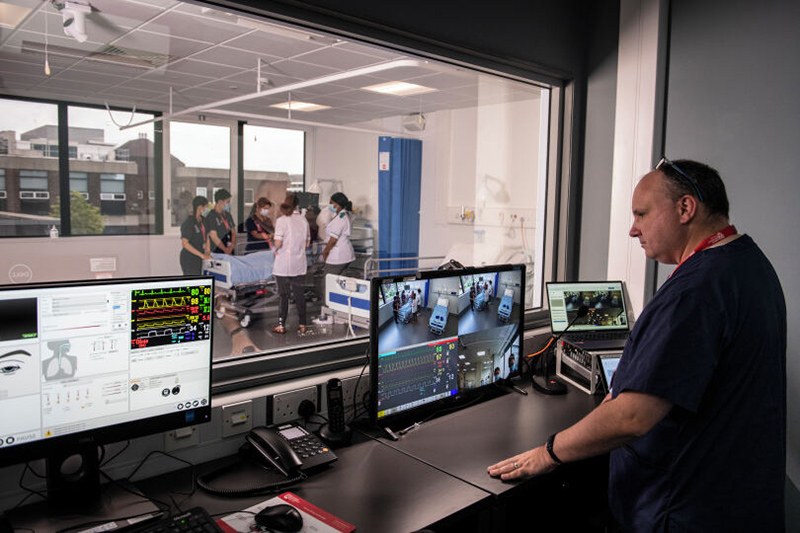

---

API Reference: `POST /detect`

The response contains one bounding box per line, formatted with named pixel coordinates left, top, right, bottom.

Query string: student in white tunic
left=270, top=194, right=310, bottom=334
left=321, top=192, right=356, bottom=274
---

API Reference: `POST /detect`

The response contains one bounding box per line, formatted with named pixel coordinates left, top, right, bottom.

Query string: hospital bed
left=474, top=289, right=488, bottom=311
left=429, top=297, right=450, bottom=335
left=203, top=251, right=276, bottom=327
left=398, top=301, right=413, bottom=324
left=498, top=288, right=514, bottom=322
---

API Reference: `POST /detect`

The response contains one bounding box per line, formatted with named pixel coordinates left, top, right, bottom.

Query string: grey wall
left=662, top=0, right=800, bottom=486
left=577, top=2, right=620, bottom=281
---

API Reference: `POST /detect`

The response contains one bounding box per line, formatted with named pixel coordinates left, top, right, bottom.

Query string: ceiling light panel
left=270, top=101, right=331, bottom=112
left=361, top=81, right=437, bottom=96
left=0, top=2, right=32, bottom=29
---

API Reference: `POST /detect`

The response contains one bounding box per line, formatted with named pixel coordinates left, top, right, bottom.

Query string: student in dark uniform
left=244, top=196, right=274, bottom=254
left=208, top=189, right=236, bottom=255
left=179, top=196, right=211, bottom=275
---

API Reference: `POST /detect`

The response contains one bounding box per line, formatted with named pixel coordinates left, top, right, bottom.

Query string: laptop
left=546, top=281, right=631, bottom=350
left=597, top=352, right=623, bottom=394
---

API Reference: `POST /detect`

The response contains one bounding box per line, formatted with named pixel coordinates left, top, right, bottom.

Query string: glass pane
left=0, top=98, right=60, bottom=236
left=67, top=106, right=157, bottom=236
left=170, top=122, right=231, bottom=228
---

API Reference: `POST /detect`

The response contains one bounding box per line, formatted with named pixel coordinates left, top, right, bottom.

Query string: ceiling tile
left=191, top=45, right=281, bottom=71
left=224, top=32, right=323, bottom=60
left=141, top=11, right=248, bottom=43
left=114, top=29, right=211, bottom=59
left=165, top=58, right=244, bottom=79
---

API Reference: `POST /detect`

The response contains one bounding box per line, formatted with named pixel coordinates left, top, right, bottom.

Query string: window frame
left=0, top=94, right=163, bottom=238
left=198, top=6, right=569, bottom=392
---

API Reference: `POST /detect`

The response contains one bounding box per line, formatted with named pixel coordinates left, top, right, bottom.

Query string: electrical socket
left=340, top=374, right=370, bottom=420
left=270, top=386, right=318, bottom=425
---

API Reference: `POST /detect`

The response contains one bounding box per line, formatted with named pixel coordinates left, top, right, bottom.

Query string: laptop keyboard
left=565, top=331, right=628, bottom=342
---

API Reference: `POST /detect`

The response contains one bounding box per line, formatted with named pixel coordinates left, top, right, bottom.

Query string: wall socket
left=270, top=386, right=318, bottom=425
left=339, top=374, right=370, bottom=420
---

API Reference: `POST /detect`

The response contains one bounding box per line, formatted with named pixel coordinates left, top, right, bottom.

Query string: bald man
left=489, top=159, right=786, bottom=531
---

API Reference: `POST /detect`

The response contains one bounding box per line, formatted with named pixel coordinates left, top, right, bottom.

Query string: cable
left=101, top=440, right=130, bottom=467
left=347, top=346, right=370, bottom=425
left=15, top=463, right=47, bottom=509
left=196, top=460, right=307, bottom=496
left=124, top=450, right=196, bottom=498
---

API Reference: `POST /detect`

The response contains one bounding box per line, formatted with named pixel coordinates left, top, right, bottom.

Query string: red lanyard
left=671, top=224, right=736, bottom=277
left=219, top=212, right=230, bottom=231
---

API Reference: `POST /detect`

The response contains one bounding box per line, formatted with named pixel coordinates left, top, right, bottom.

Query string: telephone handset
left=243, top=422, right=337, bottom=478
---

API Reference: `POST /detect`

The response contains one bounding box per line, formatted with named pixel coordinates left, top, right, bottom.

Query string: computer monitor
left=370, top=264, right=524, bottom=427
left=0, top=275, right=214, bottom=521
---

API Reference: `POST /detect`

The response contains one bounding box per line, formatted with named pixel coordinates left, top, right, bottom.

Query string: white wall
left=0, top=235, right=180, bottom=284
left=311, top=128, right=378, bottom=222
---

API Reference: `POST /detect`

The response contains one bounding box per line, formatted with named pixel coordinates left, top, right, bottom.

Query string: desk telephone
left=244, top=423, right=338, bottom=477
left=197, top=422, right=337, bottom=496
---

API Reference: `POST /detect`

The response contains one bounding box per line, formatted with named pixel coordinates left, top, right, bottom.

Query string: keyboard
left=134, top=507, right=224, bottom=533
left=564, top=331, right=628, bottom=342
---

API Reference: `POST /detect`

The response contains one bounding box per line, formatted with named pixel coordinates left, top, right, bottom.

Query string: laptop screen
left=546, top=281, right=628, bottom=333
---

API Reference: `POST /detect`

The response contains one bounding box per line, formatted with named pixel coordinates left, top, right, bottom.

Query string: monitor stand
left=7, top=444, right=161, bottom=533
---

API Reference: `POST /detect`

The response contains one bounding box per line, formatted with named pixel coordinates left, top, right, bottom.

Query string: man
left=208, top=189, right=236, bottom=255
left=488, top=159, right=786, bottom=531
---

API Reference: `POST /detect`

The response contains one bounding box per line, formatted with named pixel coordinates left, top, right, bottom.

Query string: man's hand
left=487, top=445, right=557, bottom=481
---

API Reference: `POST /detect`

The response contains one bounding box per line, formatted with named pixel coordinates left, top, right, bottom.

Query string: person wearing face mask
left=208, top=189, right=236, bottom=255
left=244, top=197, right=274, bottom=254
left=179, top=195, right=211, bottom=275
left=321, top=192, right=356, bottom=276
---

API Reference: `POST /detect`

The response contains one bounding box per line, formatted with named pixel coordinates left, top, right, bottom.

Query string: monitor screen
left=546, top=281, right=628, bottom=333
left=0, top=276, right=214, bottom=466
left=370, top=264, right=524, bottom=425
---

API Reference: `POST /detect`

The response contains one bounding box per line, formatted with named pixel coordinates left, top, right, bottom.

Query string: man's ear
left=677, top=194, right=698, bottom=224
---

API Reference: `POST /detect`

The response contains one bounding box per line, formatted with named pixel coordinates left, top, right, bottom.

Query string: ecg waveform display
left=130, top=285, right=212, bottom=349
left=377, top=338, right=459, bottom=419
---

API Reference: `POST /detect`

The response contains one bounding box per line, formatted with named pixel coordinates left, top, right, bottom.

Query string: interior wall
left=577, top=2, right=620, bottom=281
left=662, top=0, right=800, bottom=486
left=311, top=128, right=378, bottom=221
left=0, top=235, right=179, bottom=284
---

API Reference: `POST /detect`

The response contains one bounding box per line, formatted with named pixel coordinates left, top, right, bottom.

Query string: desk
left=4, top=383, right=604, bottom=533
left=383, top=381, right=602, bottom=496
left=139, top=439, right=491, bottom=533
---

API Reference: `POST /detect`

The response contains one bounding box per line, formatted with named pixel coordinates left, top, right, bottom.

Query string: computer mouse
left=254, top=504, right=303, bottom=532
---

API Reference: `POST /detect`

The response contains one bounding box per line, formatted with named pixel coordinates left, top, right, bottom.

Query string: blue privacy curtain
left=378, top=136, right=422, bottom=276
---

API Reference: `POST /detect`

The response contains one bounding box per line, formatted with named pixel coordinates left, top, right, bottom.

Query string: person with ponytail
left=321, top=192, right=356, bottom=277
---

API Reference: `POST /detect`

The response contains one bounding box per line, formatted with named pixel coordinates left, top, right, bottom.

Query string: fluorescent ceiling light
left=0, top=2, right=32, bottom=28
left=361, top=81, right=436, bottom=96
left=270, top=101, right=331, bottom=112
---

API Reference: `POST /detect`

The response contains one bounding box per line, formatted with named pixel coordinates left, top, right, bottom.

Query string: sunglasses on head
left=656, top=157, right=704, bottom=202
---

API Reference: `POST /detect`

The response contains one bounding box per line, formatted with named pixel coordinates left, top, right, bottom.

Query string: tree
left=50, top=191, right=105, bottom=235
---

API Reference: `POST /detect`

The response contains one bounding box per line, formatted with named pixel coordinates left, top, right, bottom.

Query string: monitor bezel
left=369, top=263, right=525, bottom=427
left=0, top=275, right=214, bottom=468
left=545, top=280, right=628, bottom=333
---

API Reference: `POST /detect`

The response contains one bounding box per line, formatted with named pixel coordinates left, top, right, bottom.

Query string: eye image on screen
left=0, top=298, right=38, bottom=342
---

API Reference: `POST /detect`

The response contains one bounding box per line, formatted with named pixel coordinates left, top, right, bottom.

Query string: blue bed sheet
left=210, top=251, right=274, bottom=285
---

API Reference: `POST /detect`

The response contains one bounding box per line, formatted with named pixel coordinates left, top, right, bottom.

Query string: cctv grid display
left=370, top=264, right=525, bottom=424
left=547, top=281, right=628, bottom=333
left=0, top=276, right=213, bottom=460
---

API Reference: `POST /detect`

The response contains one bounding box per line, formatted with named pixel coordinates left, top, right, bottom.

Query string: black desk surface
left=141, top=439, right=489, bottom=533
left=382, top=381, right=602, bottom=496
